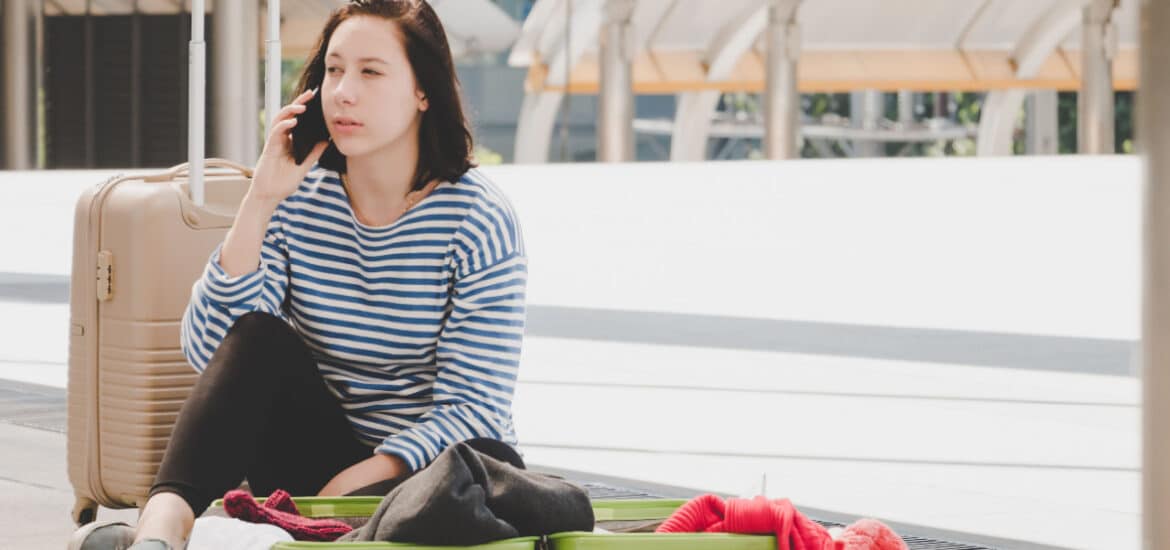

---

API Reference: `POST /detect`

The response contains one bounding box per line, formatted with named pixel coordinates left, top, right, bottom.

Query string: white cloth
left=187, top=516, right=293, bottom=550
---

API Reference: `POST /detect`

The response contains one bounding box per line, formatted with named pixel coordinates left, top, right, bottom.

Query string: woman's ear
left=416, top=89, right=429, bottom=112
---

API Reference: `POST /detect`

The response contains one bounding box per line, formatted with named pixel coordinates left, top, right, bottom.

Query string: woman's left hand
left=318, top=454, right=408, bottom=496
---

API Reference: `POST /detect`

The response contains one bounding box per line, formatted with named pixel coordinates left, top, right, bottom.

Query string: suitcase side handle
left=143, top=158, right=254, bottom=184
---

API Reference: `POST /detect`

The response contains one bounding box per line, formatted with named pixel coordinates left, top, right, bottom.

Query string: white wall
left=490, top=156, right=1140, bottom=341
left=0, top=156, right=1141, bottom=341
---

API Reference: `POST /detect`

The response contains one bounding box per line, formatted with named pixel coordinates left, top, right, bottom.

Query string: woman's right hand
left=249, top=89, right=329, bottom=207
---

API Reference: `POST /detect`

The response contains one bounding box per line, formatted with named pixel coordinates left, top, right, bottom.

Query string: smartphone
left=290, top=90, right=330, bottom=165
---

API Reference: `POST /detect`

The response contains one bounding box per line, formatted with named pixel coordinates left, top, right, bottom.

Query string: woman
left=70, top=1, right=526, bottom=548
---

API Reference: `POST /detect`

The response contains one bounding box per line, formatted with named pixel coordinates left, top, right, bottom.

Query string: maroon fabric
left=224, top=489, right=352, bottom=541
left=262, top=489, right=299, bottom=515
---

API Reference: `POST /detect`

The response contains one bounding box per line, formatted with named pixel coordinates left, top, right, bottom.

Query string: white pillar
left=214, top=0, right=260, bottom=164
left=853, top=90, right=882, bottom=157
left=4, top=0, right=32, bottom=170
left=1141, top=1, right=1170, bottom=548
left=1078, top=0, right=1117, bottom=154
left=34, top=0, right=44, bottom=168
left=1025, top=90, right=1059, bottom=155
left=897, top=91, right=914, bottom=125
left=763, top=1, right=800, bottom=160
left=598, top=0, right=635, bottom=163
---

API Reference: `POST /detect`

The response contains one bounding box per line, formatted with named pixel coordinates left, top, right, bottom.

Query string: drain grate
left=0, top=381, right=67, bottom=433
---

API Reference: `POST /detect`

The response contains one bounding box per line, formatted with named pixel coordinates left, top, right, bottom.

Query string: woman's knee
left=211, top=312, right=310, bottom=376
left=223, top=312, right=305, bottom=353
left=228, top=311, right=292, bottom=339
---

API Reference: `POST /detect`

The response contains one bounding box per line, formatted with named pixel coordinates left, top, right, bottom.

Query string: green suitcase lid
left=547, top=533, right=777, bottom=550
left=208, top=497, right=689, bottom=521
left=590, top=499, right=689, bottom=521
left=208, top=496, right=385, bottom=518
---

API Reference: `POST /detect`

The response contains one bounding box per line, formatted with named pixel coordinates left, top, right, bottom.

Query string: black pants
left=150, top=312, right=522, bottom=516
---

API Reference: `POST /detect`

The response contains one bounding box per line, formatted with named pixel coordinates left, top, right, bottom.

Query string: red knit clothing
left=224, top=490, right=352, bottom=541
left=657, top=494, right=908, bottom=550
left=657, top=494, right=837, bottom=550
left=262, top=489, right=299, bottom=515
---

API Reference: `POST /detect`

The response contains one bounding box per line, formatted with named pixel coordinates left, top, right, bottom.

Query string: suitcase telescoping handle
left=188, top=0, right=206, bottom=205
left=188, top=0, right=281, bottom=206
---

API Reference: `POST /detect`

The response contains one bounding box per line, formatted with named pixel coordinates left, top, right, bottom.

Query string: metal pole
left=764, top=1, right=800, bottom=160
left=4, top=0, right=32, bottom=169
left=1079, top=0, right=1117, bottom=154
left=190, top=0, right=206, bottom=205
left=83, top=0, right=94, bottom=167
left=597, top=0, right=635, bottom=163
left=559, top=0, right=572, bottom=162
left=130, top=0, right=141, bottom=167
left=33, top=0, right=45, bottom=168
left=897, top=91, right=914, bottom=126
left=1140, top=1, right=1170, bottom=548
left=853, top=90, right=882, bottom=157
left=265, top=0, right=281, bottom=134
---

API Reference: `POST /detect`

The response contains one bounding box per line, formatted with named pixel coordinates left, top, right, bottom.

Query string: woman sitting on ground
left=70, top=1, right=527, bottom=548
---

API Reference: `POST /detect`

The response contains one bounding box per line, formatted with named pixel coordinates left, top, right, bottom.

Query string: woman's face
left=321, top=16, right=428, bottom=159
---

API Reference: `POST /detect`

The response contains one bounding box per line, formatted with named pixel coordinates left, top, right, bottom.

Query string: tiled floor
left=0, top=161, right=1146, bottom=549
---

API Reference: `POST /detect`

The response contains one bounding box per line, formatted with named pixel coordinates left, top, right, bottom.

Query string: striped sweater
left=180, top=166, right=527, bottom=472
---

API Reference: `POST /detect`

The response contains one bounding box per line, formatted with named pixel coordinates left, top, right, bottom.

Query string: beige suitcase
left=66, top=160, right=251, bottom=524
left=66, top=0, right=282, bottom=525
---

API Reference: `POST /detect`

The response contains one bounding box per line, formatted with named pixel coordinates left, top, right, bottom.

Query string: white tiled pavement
left=0, top=157, right=1145, bottom=549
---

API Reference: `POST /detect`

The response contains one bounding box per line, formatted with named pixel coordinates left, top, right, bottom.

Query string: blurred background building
left=0, top=0, right=1138, bottom=166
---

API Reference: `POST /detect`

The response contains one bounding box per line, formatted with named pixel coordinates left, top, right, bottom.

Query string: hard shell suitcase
left=66, top=0, right=282, bottom=525
left=66, top=160, right=252, bottom=522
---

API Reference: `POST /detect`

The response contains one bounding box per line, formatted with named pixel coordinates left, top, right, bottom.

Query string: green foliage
left=1058, top=91, right=1134, bottom=154
left=474, top=145, right=504, bottom=165
left=281, top=59, right=307, bottom=105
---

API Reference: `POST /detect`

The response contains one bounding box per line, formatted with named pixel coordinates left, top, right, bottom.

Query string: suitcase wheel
left=72, top=496, right=98, bottom=527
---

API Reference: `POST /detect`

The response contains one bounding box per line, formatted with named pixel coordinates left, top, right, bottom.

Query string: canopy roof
left=508, top=0, right=1139, bottom=93
left=44, top=0, right=521, bottom=60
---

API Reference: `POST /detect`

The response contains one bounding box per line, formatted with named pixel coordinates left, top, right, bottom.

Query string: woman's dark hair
left=291, top=0, right=476, bottom=191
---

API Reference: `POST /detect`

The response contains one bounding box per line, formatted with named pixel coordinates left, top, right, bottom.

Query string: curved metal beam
left=513, top=0, right=604, bottom=163
left=515, top=91, right=565, bottom=164
left=670, top=0, right=771, bottom=161
left=1012, top=2, right=1086, bottom=77
left=975, top=89, right=1029, bottom=156
left=977, top=1, right=1088, bottom=156
left=670, top=91, right=722, bottom=161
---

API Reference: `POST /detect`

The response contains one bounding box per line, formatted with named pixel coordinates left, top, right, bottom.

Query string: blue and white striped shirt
left=180, top=166, right=527, bottom=472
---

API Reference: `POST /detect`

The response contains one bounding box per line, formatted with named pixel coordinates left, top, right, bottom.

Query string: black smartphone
left=290, top=90, right=330, bottom=165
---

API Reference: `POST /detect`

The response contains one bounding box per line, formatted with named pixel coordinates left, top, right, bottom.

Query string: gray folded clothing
left=339, top=442, right=594, bottom=544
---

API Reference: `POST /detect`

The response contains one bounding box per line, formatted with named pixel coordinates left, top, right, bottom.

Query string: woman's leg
left=137, top=312, right=370, bottom=546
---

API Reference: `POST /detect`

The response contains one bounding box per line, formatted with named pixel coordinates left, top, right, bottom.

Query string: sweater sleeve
left=376, top=196, right=527, bottom=471
left=180, top=209, right=293, bottom=373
